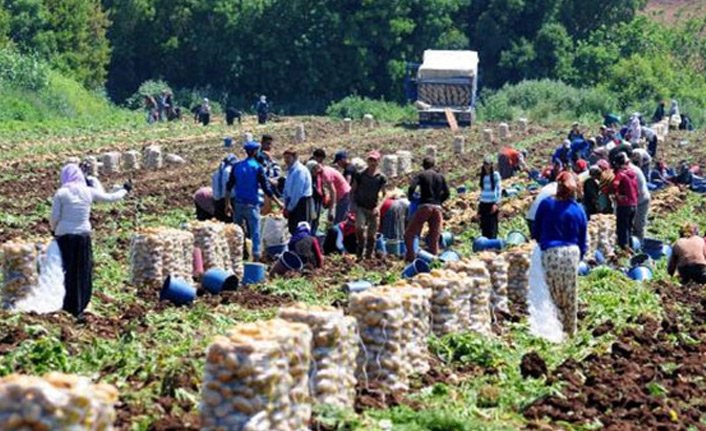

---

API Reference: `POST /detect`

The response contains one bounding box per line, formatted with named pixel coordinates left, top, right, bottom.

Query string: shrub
left=326, top=95, right=416, bottom=123
left=0, top=48, right=50, bottom=91
left=125, top=80, right=173, bottom=110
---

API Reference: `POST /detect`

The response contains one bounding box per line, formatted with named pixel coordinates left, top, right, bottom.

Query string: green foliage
left=326, top=96, right=416, bottom=123
left=0, top=47, right=49, bottom=91
left=126, top=79, right=172, bottom=109
left=430, top=332, right=505, bottom=368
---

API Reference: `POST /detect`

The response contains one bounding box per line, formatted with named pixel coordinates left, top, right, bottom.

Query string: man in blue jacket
left=227, top=141, right=283, bottom=261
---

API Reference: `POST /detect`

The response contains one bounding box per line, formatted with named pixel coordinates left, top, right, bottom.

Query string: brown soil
left=525, top=280, right=706, bottom=431
left=520, top=352, right=548, bottom=379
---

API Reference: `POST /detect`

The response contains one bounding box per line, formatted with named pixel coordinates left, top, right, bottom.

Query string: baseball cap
left=334, top=150, right=348, bottom=163
left=367, top=150, right=381, bottom=161
left=283, top=148, right=297, bottom=157
left=243, top=141, right=260, bottom=152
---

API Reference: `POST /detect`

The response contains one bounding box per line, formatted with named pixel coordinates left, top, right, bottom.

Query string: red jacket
left=611, top=168, right=638, bottom=207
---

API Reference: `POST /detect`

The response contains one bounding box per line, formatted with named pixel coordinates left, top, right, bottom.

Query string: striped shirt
left=479, top=172, right=502, bottom=203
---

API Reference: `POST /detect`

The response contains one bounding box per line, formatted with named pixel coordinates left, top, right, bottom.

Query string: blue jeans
left=335, top=193, right=352, bottom=224
left=233, top=201, right=261, bottom=259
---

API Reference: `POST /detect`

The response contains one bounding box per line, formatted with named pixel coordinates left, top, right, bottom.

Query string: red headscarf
left=556, top=171, right=577, bottom=200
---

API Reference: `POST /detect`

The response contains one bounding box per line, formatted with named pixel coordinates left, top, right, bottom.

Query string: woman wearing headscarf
left=478, top=156, right=502, bottom=239
left=627, top=113, right=641, bottom=146
left=50, top=164, right=131, bottom=319
left=533, top=172, right=587, bottom=336
left=288, top=222, right=323, bottom=269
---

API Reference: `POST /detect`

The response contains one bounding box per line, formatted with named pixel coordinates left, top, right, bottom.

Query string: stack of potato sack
left=505, top=244, right=533, bottom=308
left=396, top=151, right=413, bottom=174
left=122, top=150, right=141, bottom=171
left=382, top=155, right=398, bottom=179
left=130, top=228, right=194, bottom=288
left=476, top=252, right=509, bottom=316
left=0, top=373, right=118, bottom=430
left=412, top=269, right=470, bottom=337
left=587, top=214, right=615, bottom=259
left=189, top=221, right=231, bottom=272
left=1, top=241, right=39, bottom=308
left=224, top=224, right=245, bottom=280
left=447, top=259, right=492, bottom=336
left=201, top=320, right=313, bottom=431
left=278, top=304, right=359, bottom=409
left=348, top=287, right=410, bottom=392
left=144, top=145, right=163, bottom=170
left=390, top=282, right=432, bottom=374
left=101, top=152, right=121, bottom=175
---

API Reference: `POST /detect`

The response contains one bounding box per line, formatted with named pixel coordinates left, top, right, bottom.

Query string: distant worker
left=144, top=94, right=158, bottom=124
left=351, top=151, right=387, bottom=260
left=50, top=164, right=131, bottom=320
left=478, top=156, right=502, bottom=239
left=641, top=126, right=659, bottom=158
left=568, top=122, right=584, bottom=142
left=533, top=172, right=587, bottom=336
left=631, top=148, right=652, bottom=179
left=380, top=192, right=409, bottom=242
left=497, top=147, right=529, bottom=179
left=288, top=222, right=324, bottom=269
left=211, top=154, right=237, bottom=222
left=257, top=134, right=282, bottom=214
left=552, top=140, right=572, bottom=166
left=194, top=187, right=215, bottom=221
left=652, top=101, right=666, bottom=123
left=282, top=148, right=314, bottom=234
left=668, top=223, right=706, bottom=284
left=334, top=150, right=357, bottom=184
left=226, top=141, right=283, bottom=261
left=320, top=162, right=352, bottom=224
left=256, top=95, right=269, bottom=125
left=306, top=160, right=327, bottom=234
left=225, top=107, right=242, bottom=126
left=404, top=157, right=450, bottom=262
left=611, top=153, right=639, bottom=251
left=628, top=156, right=651, bottom=243
left=199, top=98, right=211, bottom=126
left=582, top=167, right=602, bottom=220
left=312, top=148, right=326, bottom=164
left=526, top=182, right=557, bottom=235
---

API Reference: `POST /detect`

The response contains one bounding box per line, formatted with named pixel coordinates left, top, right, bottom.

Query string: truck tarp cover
left=417, top=50, right=478, bottom=80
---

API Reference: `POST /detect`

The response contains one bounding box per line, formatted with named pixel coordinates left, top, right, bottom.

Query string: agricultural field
left=1, top=115, right=706, bottom=431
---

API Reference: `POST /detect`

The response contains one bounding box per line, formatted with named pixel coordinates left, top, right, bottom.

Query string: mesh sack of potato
left=122, top=150, right=141, bottom=171
left=411, top=269, right=470, bottom=337
left=390, top=282, right=432, bottom=374
left=224, top=224, right=245, bottom=280
left=476, top=252, right=509, bottom=315
left=129, top=229, right=165, bottom=288
left=348, top=287, right=409, bottom=393
left=2, top=241, right=39, bottom=308
left=504, top=244, right=532, bottom=308
left=144, top=145, right=163, bottom=170
left=587, top=214, right=615, bottom=259
left=189, top=221, right=230, bottom=272
left=395, top=151, right=413, bottom=174
left=452, top=259, right=492, bottom=336
left=82, top=156, right=99, bottom=177
left=201, top=319, right=313, bottom=431
left=0, top=372, right=118, bottom=431
left=382, top=155, right=398, bottom=179
left=161, top=228, right=194, bottom=282
left=101, top=152, right=121, bottom=175
left=278, top=304, right=359, bottom=408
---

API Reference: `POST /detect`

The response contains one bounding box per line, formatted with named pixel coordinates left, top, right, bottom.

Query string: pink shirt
left=321, top=166, right=351, bottom=199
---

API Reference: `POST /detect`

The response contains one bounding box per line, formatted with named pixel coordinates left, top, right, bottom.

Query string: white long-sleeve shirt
left=50, top=185, right=127, bottom=236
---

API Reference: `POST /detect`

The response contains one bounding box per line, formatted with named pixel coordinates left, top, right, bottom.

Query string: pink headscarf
left=60, top=164, right=86, bottom=190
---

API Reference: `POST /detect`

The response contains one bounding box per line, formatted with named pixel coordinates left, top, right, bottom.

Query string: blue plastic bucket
left=662, top=245, right=672, bottom=262
left=631, top=236, right=641, bottom=252
left=344, top=280, right=373, bottom=293
left=440, top=231, right=454, bottom=249
left=224, top=136, right=233, bottom=148
left=506, top=230, right=527, bottom=246
left=473, top=237, right=505, bottom=252
left=242, top=263, right=267, bottom=285
left=627, top=265, right=653, bottom=282
left=456, top=186, right=467, bottom=195
left=578, top=262, right=590, bottom=276
left=594, top=250, right=606, bottom=264
left=376, top=233, right=386, bottom=252
left=529, top=169, right=540, bottom=180
left=266, top=243, right=287, bottom=258
left=160, top=276, right=197, bottom=306
left=440, top=250, right=461, bottom=263
left=386, top=240, right=404, bottom=257
left=202, top=268, right=239, bottom=294
left=502, top=188, right=519, bottom=198
left=270, top=251, right=303, bottom=276
left=402, top=258, right=431, bottom=279
left=417, top=249, right=437, bottom=263
left=642, top=238, right=664, bottom=260
left=527, top=185, right=539, bottom=192
left=536, top=178, right=549, bottom=186
left=629, top=253, right=653, bottom=268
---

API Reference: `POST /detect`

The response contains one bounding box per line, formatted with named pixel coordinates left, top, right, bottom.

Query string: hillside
left=644, top=0, right=706, bottom=23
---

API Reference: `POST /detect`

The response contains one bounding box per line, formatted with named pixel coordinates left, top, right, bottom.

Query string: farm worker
left=595, top=125, right=611, bottom=147
left=573, top=159, right=588, bottom=177
left=380, top=192, right=410, bottom=241
left=497, top=147, right=529, bottom=179
left=193, top=187, right=215, bottom=221
left=552, top=140, right=571, bottom=166
left=256, top=95, right=269, bottom=124
left=597, top=159, right=615, bottom=214
left=157, top=90, right=170, bottom=122
left=533, top=171, right=587, bottom=336
left=650, top=160, right=671, bottom=185
left=668, top=223, right=706, bottom=284
left=652, top=101, right=666, bottom=123
left=631, top=148, right=652, bottom=179
left=211, top=154, right=237, bottom=222
left=627, top=114, right=641, bottom=145
left=282, top=148, right=314, bottom=235
left=611, top=153, right=639, bottom=251
left=306, top=160, right=327, bottom=234
left=322, top=213, right=358, bottom=255
left=567, top=122, right=584, bottom=142
left=609, top=141, right=633, bottom=168
left=582, top=167, right=602, bottom=220
left=334, top=150, right=357, bottom=184
left=226, top=141, right=282, bottom=261
left=257, top=134, right=283, bottom=215
left=351, top=150, right=387, bottom=260
left=641, top=126, right=659, bottom=158
left=403, top=157, right=449, bottom=262
left=288, top=222, right=324, bottom=269
left=50, top=164, right=131, bottom=320
left=669, top=99, right=680, bottom=117
left=225, top=107, right=242, bottom=126
left=143, top=94, right=158, bottom=124
left=674, top=161, right=694, bottom=186
left=478, top=155, right=502, bottom=239
left=199, top=98, right=211, bottom=126
left=319, top=162, right=352, bottom=224
left=79, top=160, right=104, bottom=193
left=526, top=182, right=557, bottom=236
left=570, top=138, right=591, bottom=162
left=312, top=148, right=326, bottom=164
